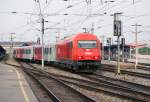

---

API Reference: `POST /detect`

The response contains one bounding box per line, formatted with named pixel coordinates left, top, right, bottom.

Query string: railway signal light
left=121, top=38, right=125, bottom=45
left=107, top=38, right=111, bottom=45
left=114, top=21, right=122, bottom=36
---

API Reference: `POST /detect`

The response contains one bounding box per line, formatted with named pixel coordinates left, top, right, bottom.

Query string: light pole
left=91, top=23, right=94, bottom=34
left=41, top=17, right=44, bottom=68
left=39, top=16, right=48, bottom=69
left=11, top=11, right=46, bottom=69
left=131, top=24, right=142, bottom=69
left=107, top=37, right=111, bottom=61
left=9, top=33, right=15, bottom=57
left=113, top=12, right=122, bottom=74
left=100, top=35, right=105, bottom=60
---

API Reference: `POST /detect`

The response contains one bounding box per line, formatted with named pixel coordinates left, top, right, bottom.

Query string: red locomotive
left=56, top=33, right=101, bottom=72
left=13, top=33, right=102, bottom=73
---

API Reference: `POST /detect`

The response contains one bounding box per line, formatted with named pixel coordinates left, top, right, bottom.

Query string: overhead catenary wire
left=42, top=0, right=54, bottom=13
left=1, top=0, right=149, bottom=46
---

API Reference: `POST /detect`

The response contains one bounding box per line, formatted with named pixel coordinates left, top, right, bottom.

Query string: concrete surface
left=0, top=62, right=38, bottom=102
left=127, top=58, right=150, bottom=64
left=102, top=60, right=135, bottom=69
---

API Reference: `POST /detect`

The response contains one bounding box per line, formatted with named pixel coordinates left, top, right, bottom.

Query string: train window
left=47, top=48, right=48, bottom=54
left=49, top=48, right=51, bottom=54
left=69, top=42, right=72, bottom=48
left=78, top=40, right=97, bottom=48
left=13, top=50, right=16, bottom=54
left=28, top=50, right=29, bottom=54
left=47, top=48, right=49, bottom=54
left=44, top=48, right=48, bottom=54
left=44, top=48, right=46, bottom=54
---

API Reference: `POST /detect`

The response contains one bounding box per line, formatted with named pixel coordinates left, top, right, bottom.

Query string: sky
left=0, top=0, right=150, bottom=45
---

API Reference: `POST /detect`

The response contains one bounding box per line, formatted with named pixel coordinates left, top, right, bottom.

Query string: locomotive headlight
left=78, top=56, right=83, bottom=59
left=94, top=56, right=99, bottom=59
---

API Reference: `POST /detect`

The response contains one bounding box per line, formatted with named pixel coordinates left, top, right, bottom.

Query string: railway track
left=30, top=63, right=150, bottom=102
left=26, top=65, right=150, bottom=102
left=100, top=64, right=150, bottom=79
left=4, top=60, right=150, bottom=102
left=21, top=62, right=95, bottom=102
left=51, top=74, right=150, bottom=102
left=84, top=73, right=150, bottom=94
left=92, top=73, right=150, bottom=94
left=137, top=65, right=150, bottom=71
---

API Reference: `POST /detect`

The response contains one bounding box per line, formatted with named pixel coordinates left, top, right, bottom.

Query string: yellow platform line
left=13, top=68, right=30, bottom=102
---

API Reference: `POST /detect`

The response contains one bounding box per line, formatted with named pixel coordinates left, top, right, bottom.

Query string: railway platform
left=102, top=58, right=150, bottom=68
left=0, top=62, right=38, bottom=102
left=102, top=60, right=135, bottom=69
left=127, top=58, right=150, bottom=65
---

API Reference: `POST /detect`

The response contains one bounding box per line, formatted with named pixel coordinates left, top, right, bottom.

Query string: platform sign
left=114, top=21, right=122, bottom=36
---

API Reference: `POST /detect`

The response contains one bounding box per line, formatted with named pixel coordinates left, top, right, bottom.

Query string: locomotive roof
left=57, top=33, right=97, bottom=43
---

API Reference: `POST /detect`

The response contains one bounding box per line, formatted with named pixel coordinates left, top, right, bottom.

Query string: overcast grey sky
left=0, top=0, right=150, bottom=45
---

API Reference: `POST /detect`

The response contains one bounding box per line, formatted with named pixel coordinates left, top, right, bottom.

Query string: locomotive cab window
left=78, top=40, right=97, bottom=48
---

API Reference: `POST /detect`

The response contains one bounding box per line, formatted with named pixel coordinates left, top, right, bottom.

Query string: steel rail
left=21, top=63, right=95, bottom=102
left=100, top=64, right=150, bottom=79
left=58, top=76, right=150, bottom=102
left=32, top=70, right=150, bottom=102
left=93, top=73, right=150, bottom=94
left=24, top=69, right=61, bottom=102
